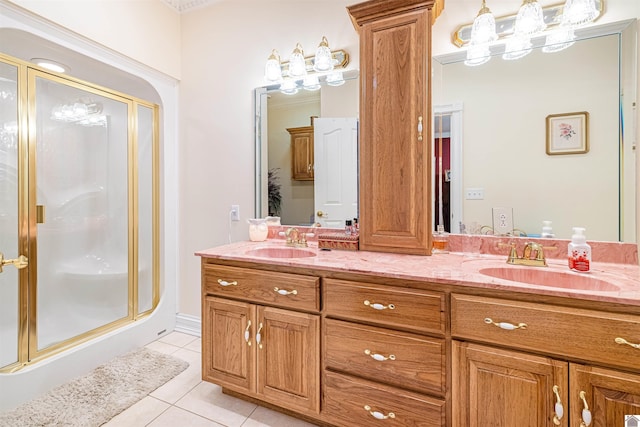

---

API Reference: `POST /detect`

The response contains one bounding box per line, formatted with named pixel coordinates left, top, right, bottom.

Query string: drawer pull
left=244, top=320, right=252, bottom=346
left=579, top=391, right=592, bottom=427
left=484, top=317, right=527, bottom=330
left=217, top=279, right=238, bottom=287
left=364, top=300, right=395, bottom=311
left=364, top=349, right=396, bottom=361
left=552, top=385, right=564, bottom=425
left=256, top=322, right=264, bottom=349
left=615, top=337, right=640, bottom=349
left=273, top=287, right=298, bottom=296
left=364, top=405, right=395, bottom=420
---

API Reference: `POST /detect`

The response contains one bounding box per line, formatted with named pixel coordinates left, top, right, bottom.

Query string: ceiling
left=161, top=0, right=223, bottom=13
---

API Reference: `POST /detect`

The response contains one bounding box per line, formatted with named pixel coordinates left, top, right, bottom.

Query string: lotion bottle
left=568, top=227, right=591, bottom=272
left=541, top=220, right=555, bottom=238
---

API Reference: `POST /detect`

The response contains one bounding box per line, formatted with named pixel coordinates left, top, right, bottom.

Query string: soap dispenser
left=568, top=227, right=591, bottom=272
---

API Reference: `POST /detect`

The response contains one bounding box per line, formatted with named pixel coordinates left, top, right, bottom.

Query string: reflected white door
left=313, top=118, right=358, bottom=228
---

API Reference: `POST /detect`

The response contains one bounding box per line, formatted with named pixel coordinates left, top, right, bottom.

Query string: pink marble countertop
left=196, top=239, right=640, bottom=307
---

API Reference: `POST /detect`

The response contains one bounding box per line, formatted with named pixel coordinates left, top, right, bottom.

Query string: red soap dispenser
left=568, top=227, right=591, bottom=272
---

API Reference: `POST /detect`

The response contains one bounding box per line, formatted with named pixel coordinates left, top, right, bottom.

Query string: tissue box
left=318, top=233, right=359, bottom=251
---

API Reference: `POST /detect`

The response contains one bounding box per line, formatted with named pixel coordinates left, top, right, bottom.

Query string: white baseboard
left=175, top=313, right=201, bottom=337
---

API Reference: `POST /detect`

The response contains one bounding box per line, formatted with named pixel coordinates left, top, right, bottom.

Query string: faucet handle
left=498, top=242, right=518, bottom=262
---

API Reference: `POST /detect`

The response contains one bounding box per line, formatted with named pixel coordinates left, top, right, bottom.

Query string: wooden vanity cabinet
left=451, top=293, right=640, bottom=426
left=287, top=123, right=314, bottom=181
left=201, top=262, right=320, bottom=415
left=348, top=0, right=438, bottom=256
left=322, top=278, right=447, bottom=426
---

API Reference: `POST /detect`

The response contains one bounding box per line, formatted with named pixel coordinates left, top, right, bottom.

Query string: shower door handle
left=0, top=253, right=29, bottom=273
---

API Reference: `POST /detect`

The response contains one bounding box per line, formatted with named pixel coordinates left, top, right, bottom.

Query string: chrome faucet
left=502, top=242, right=548, bottom=267
left=285, top=227, right=307, bottom=247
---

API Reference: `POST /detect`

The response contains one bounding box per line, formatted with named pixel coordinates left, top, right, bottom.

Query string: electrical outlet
left=492, top=207, right=514, bottom=235
left=230, top=205, right=240, bottom=221
left=465, top=188, right=484, bottom=200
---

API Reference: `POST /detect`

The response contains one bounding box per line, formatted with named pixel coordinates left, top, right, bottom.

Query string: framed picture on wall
left=545, top=111, right=589, bottom=155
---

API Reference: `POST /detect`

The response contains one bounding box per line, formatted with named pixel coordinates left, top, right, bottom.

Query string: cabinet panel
left=324, top=278, right=445, bottom=335
left=202, top=296, right=255, bottom=393
left=570, top=364, right=640, bottom=427
left=324, top=318, right=445, bottom=395
left=351, top=3, right=433, bottom=255
left=257, top=306, right=320, bottom=414
left=453, top=341, right=569, bottom=427
left=203, top=263, right=320, bottom=312
left=451, top=293, right=640, bottom=368
left=288, top=125, right=314, bottom=181
left=323, top=371, right=445, bottom=427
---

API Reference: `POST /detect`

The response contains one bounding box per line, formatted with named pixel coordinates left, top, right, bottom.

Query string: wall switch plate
left=492, top=207, right=513, bottom=235
left=230, top=205, right=240, bottom=221
left=465, top=188, right=484, bottom=200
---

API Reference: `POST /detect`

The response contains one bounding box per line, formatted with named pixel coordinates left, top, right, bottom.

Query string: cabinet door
left=354, top=5, right=432, bottom=255
left=453, top=341, right=569, bottom=427
left=202, top=296, right=255, bottom=393
left=570, top=364, right=640, bottom=427
left=256, top=306, right=320, bottom=413
left=291, top=130, right=314, bottom=180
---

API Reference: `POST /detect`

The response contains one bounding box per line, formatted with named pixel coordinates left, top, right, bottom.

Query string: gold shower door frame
left=0, top=53, right=160, bottom=372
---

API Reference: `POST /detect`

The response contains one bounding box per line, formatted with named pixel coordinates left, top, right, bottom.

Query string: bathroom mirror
left=254, top=70, right=359, bottom=226
left=255, top=20, right=637, bottom=242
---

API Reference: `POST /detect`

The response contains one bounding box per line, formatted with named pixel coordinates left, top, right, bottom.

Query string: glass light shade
left=279, top=79, right=299, bottom=95
left=326, top=71, right=345, bottom=86
left=313, top=36, right=334, bottom=72
left=562, top=0, right=599, bottom=26
left=288, top=43, right=307, bottom=77
left=469, top=1, right=498, bottom=45
left=464, top=44, right=491, bottom=66
left=264, top=49, right=282, bottom=83
left=513, top=0, right=546, bottom=36
left=542, top=25, right=576, bottom=53
left=502, top=35, right=532, bottom=60
left=303, top=75, right=321, bottom=91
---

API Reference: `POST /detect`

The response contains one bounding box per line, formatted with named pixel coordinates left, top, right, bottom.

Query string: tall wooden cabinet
left=287, top=120, right=314, bottom=181
left=348, top=0, right=438, bottom=255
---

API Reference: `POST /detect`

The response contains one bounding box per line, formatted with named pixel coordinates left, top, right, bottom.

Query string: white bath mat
left=0, top=347, right=189, bottom=427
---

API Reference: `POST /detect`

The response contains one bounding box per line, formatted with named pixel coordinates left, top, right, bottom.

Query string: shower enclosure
left=0, top=53, right=159, bottom=372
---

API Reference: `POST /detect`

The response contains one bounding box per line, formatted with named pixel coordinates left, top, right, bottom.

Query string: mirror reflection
left=255, top=71, right=359, bottom=227
left=255, top=20, right=636, bottom=243
left=433, top=19, right=636, bottom=242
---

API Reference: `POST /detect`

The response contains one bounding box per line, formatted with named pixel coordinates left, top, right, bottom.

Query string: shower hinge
left=36, top=205, right=45, bottom=224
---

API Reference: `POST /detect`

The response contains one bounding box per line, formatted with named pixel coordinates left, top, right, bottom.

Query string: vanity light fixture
left=263, top=37, right=349, bottom=94
left=31, top=58, right=68, bottom=74
left=464, top=0, right=497, bottom=66
left=455, top=0, right=604, bottom=66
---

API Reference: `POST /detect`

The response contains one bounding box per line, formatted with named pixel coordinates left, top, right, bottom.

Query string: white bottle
left=541, top=220, right=555, bottom=238
left=568, top=227, right=591, bottom=272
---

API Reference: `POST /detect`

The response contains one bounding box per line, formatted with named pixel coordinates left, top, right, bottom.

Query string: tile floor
left=104, top=331, right=319, bottom=427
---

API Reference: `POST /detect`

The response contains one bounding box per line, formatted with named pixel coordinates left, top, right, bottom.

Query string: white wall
left=7, top=0, right=182, bottom=79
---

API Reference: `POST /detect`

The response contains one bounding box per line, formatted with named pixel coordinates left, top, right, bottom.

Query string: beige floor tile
left=184, top=337, right=202, bottom=353
left=103, top=396, right=170, bottom=427
left=172, top=347, right=201, bottom=366
left=150, top=359, right=202, bottom=404
left=147, top=406, right=225, bottom=427
left=159, top=331, right=199, bottom=348
left=145, top=340, right=181, bottom=355
left=176, top=382, right=257, bottom=427
left=243, top=406, right=320, bottom=427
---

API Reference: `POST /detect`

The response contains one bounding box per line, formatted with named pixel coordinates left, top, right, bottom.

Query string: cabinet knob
left=364, top=300, right=395, bottom=311
left=364, top=349, right=396, bottom=361
left=579, top=391, right=592, bottom=427
left=256, top=322, right=264, bottom=349
left=417, top=116, right=423, bottom=141
left=363, top=405, right=395, bottom=420
left=552, top=385, right=564, bottom=425
left=484, top=317, right=527, bottom=330
left=244, top=320, right=252, bottom=346
left=217, top=279, right=238, bottom=287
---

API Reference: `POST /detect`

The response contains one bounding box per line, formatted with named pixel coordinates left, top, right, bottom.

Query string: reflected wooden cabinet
left=348, top=0, right=437, bottom=255
left=287, top=121, right=314, bottom=181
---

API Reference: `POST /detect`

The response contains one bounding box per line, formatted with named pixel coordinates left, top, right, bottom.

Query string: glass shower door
left=30, top=71, right=132, bottom=354
left=0, top=59, right=25, bottom=370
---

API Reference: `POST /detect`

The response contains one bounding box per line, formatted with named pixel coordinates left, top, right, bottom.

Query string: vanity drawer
left=323, top=371, right=445, bottom=427
left=451, top=294, right=640, bottom=368
left=323, top=279, right=445, bottom=335
left=324, top=318, right=445, bottom=396
left=202, top=263, right=319, bottom=312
